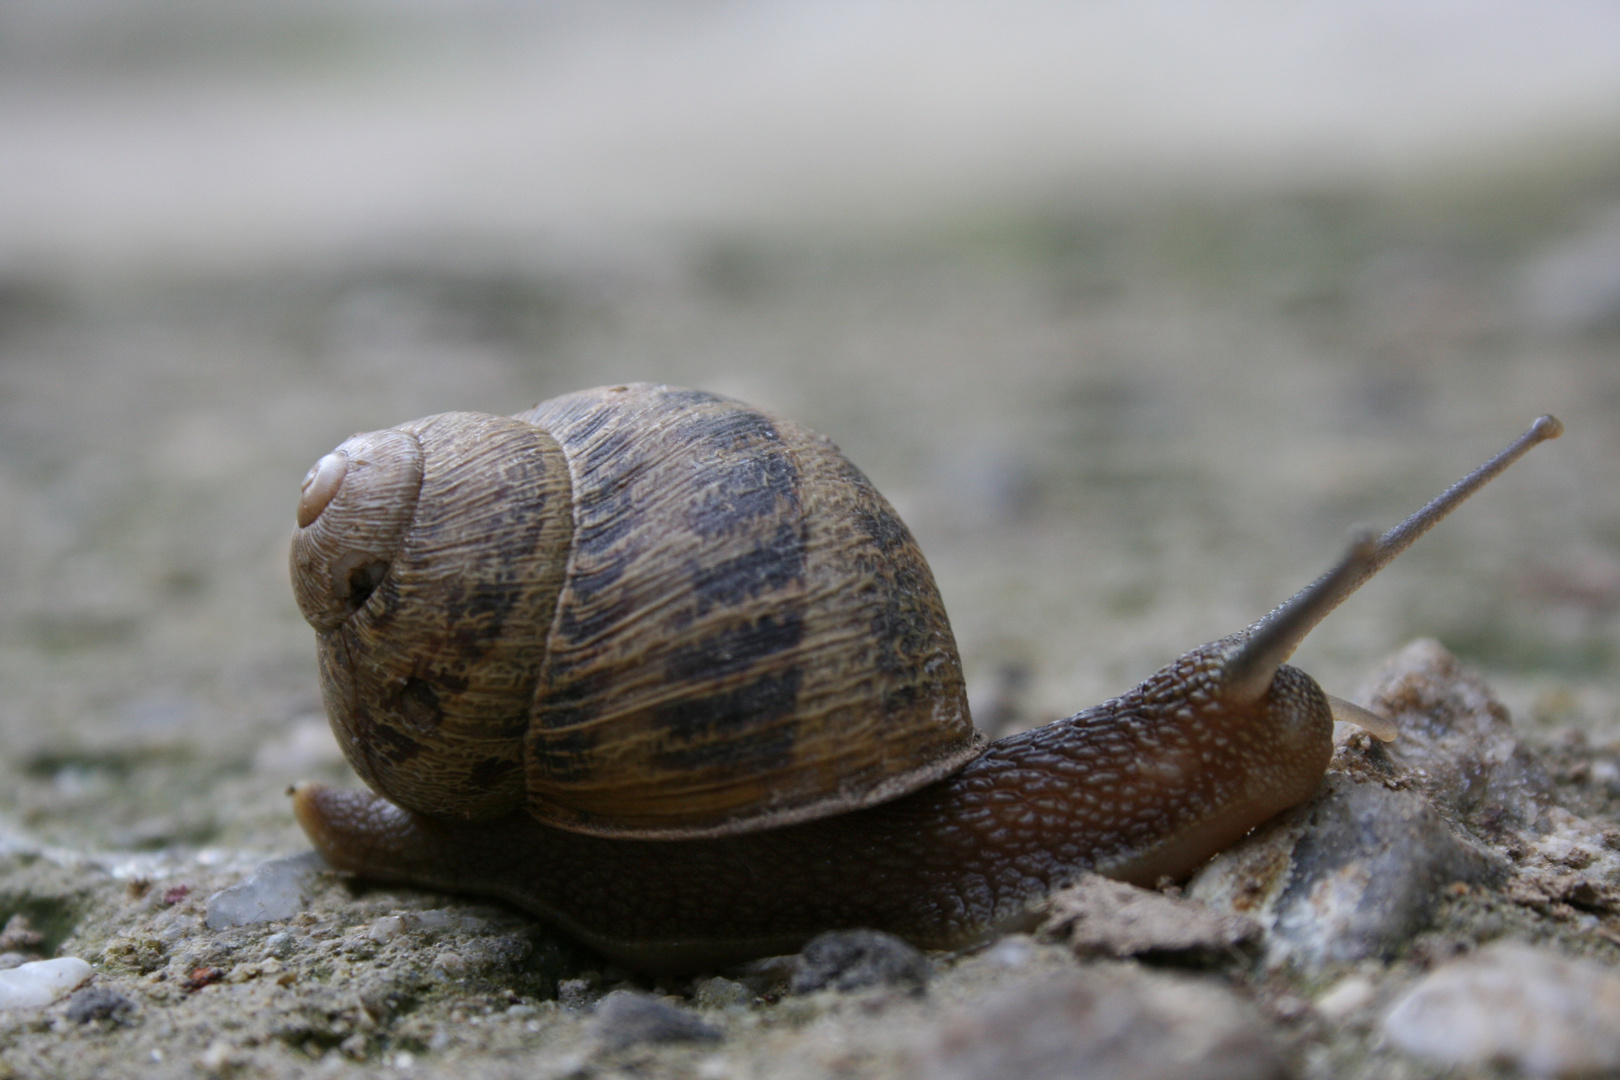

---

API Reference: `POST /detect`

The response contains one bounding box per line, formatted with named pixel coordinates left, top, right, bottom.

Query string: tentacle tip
left=1531, top=414, right=1563, bottom=442
left=288, top=781, right=382, bottom=864
left=288, top=780, right=328, bottom=801
left=290, top=781, right=333, bottom=836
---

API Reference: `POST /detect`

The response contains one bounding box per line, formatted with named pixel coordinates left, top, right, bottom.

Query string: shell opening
left=331, top=550, right=390, bottom=611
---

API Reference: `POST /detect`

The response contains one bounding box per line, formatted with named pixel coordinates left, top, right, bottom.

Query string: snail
left=288, top=383, right=1560, bottom=973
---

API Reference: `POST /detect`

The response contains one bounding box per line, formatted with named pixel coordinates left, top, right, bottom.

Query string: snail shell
left=290, top=384, right=980, bottom=837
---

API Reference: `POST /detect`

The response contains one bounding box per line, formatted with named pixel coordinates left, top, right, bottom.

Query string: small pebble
left=261, top=931, right=295, bottom=959
left=1360, top=639, right=1550, bottom=831
left=1191, top=774, right=1502, bottom=970
left=695, top=1054, right=733, bottom=1080
left=982, top=936, right=1035, bottom=969
left=204, top=851, right=324, bottom=930
left=0, top=957, right=93, bottom=1010
left=790, top=930, right=931, bottom=995
left=1531, top=807, right=1619, bottom=878
left=198, top=1038, right=236, bottom=1074
left=591, top=989, right=722, bottom=1051
left=1042, top=875, right=1259, bottom=960
left=692, top=975, right=753, bottom=1010
left=1383, top=940, right=1620, bottom=1078
left=557, top=976, right=600, bottom=1011
left=184, top=966, right=226, bottom=993
left=0, top=914, right=43, bottom=952
left=909, top=967, right=1287, bottom=1080
left=433, top=951, right=468, bottom=979
left=1267, top=993, right=1310, bottom=1023
left=408, top=909, right=483, bottom=935
left=1314, top=974, right=1376, bottom=1021
left=65, top=985, right=136, bottom=1024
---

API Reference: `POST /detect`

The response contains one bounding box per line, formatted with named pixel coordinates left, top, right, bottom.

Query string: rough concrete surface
left=1, top=5, right=1619, bottom=1078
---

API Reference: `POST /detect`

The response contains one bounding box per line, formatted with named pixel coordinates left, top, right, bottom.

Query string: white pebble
left=1384, top=941, right=1620, bottom=1078
left=0, top=957, right=93, bottom=1010
left=205, top=851, right=324, bottom=929
left=433, top=951, right=468, bottom=979
left=696, top=1055, right=733, bottom=1080
left=1314, top=974, right=1375, bottom=1021
left=408, top=909, right=487, bottom=934
left=198, top=1038, right=234, bottom=1073
left=983, top=936, right=1035, bottom=969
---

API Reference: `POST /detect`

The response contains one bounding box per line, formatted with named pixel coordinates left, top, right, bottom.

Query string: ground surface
left=1, top=5, right=1618, bottom=1077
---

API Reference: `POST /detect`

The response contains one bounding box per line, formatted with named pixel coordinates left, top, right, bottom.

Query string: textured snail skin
left=295, top=640, right=1332, bottom=973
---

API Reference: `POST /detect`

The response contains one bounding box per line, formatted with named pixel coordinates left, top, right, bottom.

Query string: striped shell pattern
left=290, top=383, right=980, bottom=839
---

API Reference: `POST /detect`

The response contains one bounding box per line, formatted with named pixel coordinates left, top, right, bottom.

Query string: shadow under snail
left=287, top=383, right=1561, bottom=973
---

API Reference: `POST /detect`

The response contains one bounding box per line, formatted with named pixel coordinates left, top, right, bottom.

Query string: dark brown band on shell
left=515, top=384, right=980, bottom=838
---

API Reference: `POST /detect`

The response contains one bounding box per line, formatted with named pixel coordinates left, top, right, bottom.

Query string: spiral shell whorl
left=290, top=428, right=425, bottom=632
left=299, top=413, right=575, bottom=822
left=292, top=385, right=979, bottom=838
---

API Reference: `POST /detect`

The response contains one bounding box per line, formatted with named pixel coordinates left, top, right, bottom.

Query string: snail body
left=290, top=384, right=1560, bottom=972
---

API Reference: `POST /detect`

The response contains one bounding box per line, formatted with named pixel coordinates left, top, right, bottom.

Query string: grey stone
left=557, top=975, right=601, bottom=1011
left=692, top=975, right=753, bottom=1010
left=0, top=914, right=43, bottom=953
left=64, top=985, right=136, bottom=1024
left=908, top=967, right=1288, bottom=1080
left=1040, top=875, right=1260, bottom=960
left=1188, top=642, right=1553, bottom=970
left=1383, top=941, right=1620, bottom=1078
left=1190, top=774, right=1504, bottom=969
left=203, top=851, right=325, bottom=930
left=260, top=931, right=296, bottom=958
left=1351, top=641, right=1620, bottom=906
left=1357, top=638, right=1551, bottom=833
left=591, top=989, right=722, bottom=1051
left=790, top=929, right=931, bottom=995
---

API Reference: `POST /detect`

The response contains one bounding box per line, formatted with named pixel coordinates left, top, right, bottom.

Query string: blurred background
left=1, top=0, right=1616, bottom=856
